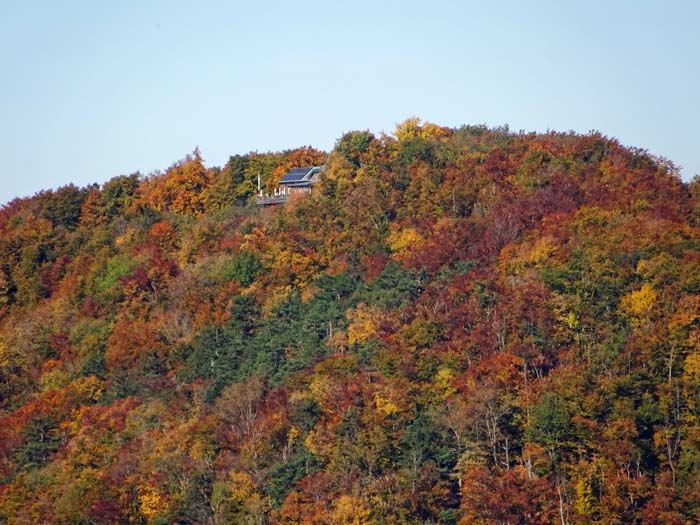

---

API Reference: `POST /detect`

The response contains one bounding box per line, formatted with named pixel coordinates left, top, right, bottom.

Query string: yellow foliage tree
left=395, top=117, right=451, bottom=142
left=620, top=283, right=656, bottom=317
left=139, top=482, right=165, bottom=522
left=139, top=150, right=211, bottom=216
left=347, top=303, right=381, bottom=346
left=211, top=471, right=268, bottom=525
left=500, top=236, right=558, bottom=275
left=387, top=226, right=422, bottom=259
left=330, top=494, right=372, bottom=525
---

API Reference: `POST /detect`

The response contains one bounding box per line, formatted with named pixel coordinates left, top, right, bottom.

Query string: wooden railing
left=256, top=194, right=288, bottom=206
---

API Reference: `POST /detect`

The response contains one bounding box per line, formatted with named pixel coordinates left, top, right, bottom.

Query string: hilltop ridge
left=1, top=120, right=699, bottom=524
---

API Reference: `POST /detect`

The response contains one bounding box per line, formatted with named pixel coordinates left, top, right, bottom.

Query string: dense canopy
left=1, top=121, right=699, bottom=524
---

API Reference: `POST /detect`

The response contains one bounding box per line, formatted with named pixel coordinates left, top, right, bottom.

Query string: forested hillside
left=1, top=119, right=700, bottom=524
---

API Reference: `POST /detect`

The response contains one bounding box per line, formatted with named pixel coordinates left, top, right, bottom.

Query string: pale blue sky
left=1, top=1, right=698, bottom=204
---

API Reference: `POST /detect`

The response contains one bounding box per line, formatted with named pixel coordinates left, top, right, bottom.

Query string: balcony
left=256, top=194, right=289, bottom=206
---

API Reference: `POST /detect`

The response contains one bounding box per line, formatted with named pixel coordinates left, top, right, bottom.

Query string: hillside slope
left=1, top=120, right=700, bottom=524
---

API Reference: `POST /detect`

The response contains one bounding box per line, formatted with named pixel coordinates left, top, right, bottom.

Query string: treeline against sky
left=1, top=119, right=700, bottom=524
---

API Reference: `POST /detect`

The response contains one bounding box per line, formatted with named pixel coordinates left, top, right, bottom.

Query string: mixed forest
left=1, top=119, right=700, bottom=524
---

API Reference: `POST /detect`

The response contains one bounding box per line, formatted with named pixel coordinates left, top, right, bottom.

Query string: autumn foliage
left=1, top=120, right=700, bottom=523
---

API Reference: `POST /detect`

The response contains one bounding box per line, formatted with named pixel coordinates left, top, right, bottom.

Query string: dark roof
left=280, top=167, right=313, bottom=184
